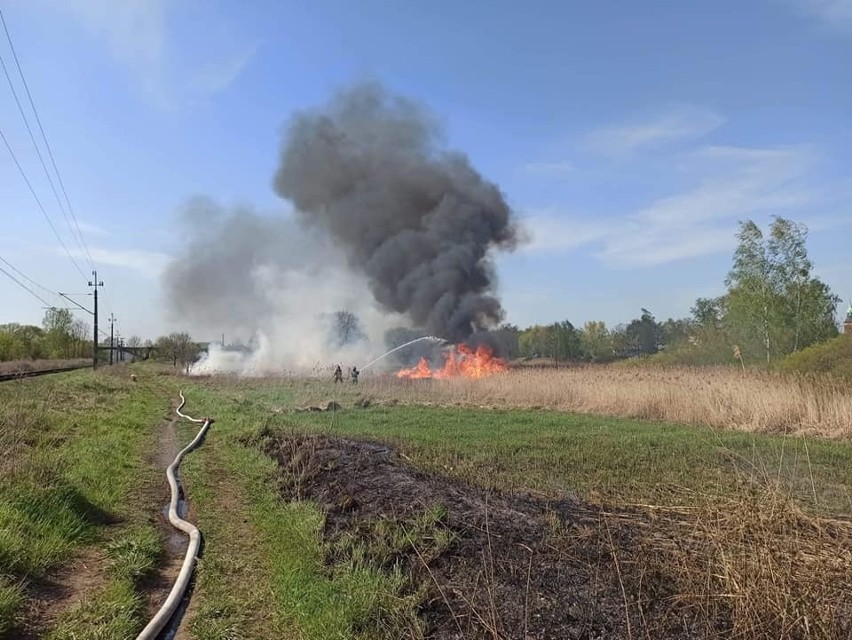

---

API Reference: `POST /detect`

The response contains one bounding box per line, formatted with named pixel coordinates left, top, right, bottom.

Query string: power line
left=0, top=125, right=87, bottom=279
left=0, top=10, right=94, bottom=268
left=0, top=255, right=103, bottom=329
left=0, top=53, right=88, bottom=262
left=0, top=261, right=52, bottom=307
left=0, top=255, right=108, bottom=351
left=58, top=292, right=93, bottom=316
left=0, top=253, right=55, bottom=298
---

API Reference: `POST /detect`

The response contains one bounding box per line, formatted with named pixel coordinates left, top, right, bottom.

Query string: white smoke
left=164, top=199, right=407, bottom=376
left=186, top=266, right=408, bottom=376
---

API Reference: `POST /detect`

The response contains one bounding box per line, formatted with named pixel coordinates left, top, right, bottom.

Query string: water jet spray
left=361, top=336, right=446, bottom=371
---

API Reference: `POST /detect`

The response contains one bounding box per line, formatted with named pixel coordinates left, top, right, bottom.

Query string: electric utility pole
left=109, top=313, right=116, bottom=365
left=88, top=271, right=103, bottom=369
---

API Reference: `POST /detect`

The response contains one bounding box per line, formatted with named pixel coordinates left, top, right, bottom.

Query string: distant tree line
left=0, top=308, right=203, bottom=371
left=3, top=217, right=840, bottom=370
left=383, top=217, right=842, bottom=367
left=0, top=308, right=91, bottom=360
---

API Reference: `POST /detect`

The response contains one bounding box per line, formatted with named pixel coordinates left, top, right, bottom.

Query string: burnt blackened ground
left=247, top=432, right=761, bottom=640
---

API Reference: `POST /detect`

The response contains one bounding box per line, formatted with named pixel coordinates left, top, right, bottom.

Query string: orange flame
left=396, top=343, right=507, bottom=380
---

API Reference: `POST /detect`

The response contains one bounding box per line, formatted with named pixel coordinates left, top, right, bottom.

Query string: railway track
left=0, top=363, right=91, bottom=383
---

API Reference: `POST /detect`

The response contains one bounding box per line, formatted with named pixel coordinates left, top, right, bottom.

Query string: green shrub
left=777, top=334, right=852, bottom=378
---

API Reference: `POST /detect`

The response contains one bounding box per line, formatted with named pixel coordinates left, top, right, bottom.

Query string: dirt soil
left=259, top=434, right=715, bottom=640
left=16, top=547, right=110, bottom=640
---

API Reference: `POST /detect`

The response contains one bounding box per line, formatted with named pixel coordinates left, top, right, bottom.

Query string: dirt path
left=138, top=412, right=194, bottom=640
left=184, top=443, right=289, bottom=639
left=16, top=547, right=110, bottom=639
left=14, top=410, right=184, bottom=639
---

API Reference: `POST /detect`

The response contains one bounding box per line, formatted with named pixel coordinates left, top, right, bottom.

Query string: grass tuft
left=47, top=581, right=142, bottom=640
left=0, top=471, right=97, bottom=576
left=188, top=601, right=246, bottom=640
left=106, top=525, right=161, bottom=582
left=0, top=578, right=23, bottom=636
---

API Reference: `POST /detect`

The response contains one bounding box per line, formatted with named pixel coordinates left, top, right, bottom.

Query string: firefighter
left=333, top=364, right=343, bottom=383
left=350, top=366, right=360, bottom=385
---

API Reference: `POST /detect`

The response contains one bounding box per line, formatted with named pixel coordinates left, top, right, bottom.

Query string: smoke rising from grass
left=274, top=83, right=519, bottom=342
left=162, top=84, right=520, bottom=373
left=163, top=197, right=404, bottom=374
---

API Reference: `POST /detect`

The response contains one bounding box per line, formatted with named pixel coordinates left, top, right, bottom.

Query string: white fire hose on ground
left=137, top=392, right=213, bottom=640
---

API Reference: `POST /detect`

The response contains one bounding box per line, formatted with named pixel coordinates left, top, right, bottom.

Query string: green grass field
left=0, top=368, right=179, bottom=638
left=2, top=368, right=851, bottom=639
left=174, top=375, right=852, bottom=639
left=187, top=377, right=852, bottom=511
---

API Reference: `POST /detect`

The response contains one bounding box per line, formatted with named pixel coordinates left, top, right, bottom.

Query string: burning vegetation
left=396, top=343, right=507, bottom=379
left=164, top=84, right=522, bottom=375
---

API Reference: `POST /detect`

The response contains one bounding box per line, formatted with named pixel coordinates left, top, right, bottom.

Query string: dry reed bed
left=359, top=366, right=852, bottom=439
left=606, top=488, right=852, bottom=638
left=202, top=371, right=852, bottom=637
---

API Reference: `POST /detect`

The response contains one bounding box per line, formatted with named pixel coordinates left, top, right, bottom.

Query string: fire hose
left=136, top=392, right=213, bottom=640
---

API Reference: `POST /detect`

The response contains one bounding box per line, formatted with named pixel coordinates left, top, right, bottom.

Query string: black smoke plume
left=274, top=83, right=519, bottom=342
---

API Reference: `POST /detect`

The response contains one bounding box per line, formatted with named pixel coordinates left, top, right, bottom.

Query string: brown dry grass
left=0, top=358, right=90, bottom=376
left=189, top=370, right=852, bottom=638
left=353, top=366, right=852, bottom=439
left=595, top=486, right=852, bottom=639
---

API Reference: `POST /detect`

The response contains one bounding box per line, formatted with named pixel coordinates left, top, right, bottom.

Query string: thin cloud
left=597, top=223, right=738, bottom=268
left=788, top=0, right=852, bottom=31
left=39, top=0, right=168, bottom=97
left=189, top=42, right=260, bottom=97
left=68, top=246, right=170, bottom=277
left=584, top=106, right=725, bottom=158
left=813, top=264, right=852, bottom=314
left=815, top=263, right=852, bottom=283
left=32, top=0, right=255, bottom=107
left=522, top=213, right=608, bottom=252
left=634, top=145, right=816, bottom=228
left=522, top=144, right=832, bottom=268
left=75, top=220, right=111, bottom=237
left=802, top=212, right=852, bottom=232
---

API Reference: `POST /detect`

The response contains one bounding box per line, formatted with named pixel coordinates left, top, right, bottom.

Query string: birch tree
left=725, top=217, right=838, bottom=363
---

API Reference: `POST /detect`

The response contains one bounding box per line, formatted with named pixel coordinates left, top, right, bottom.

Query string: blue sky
left=0, top=0, right=850, bottom=340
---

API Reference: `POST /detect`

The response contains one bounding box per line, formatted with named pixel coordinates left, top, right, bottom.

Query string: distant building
left=845, top=303, right=852, bottom=335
